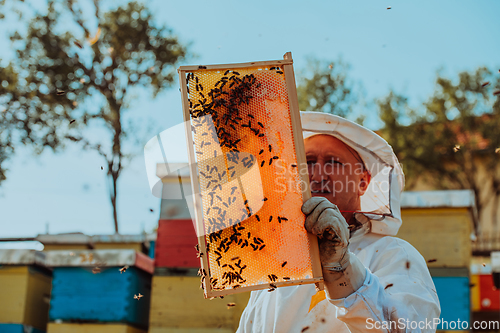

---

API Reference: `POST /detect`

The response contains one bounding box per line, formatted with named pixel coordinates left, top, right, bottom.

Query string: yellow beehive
left=0, top=250, right=51, bottom=331
left=47, top=323, right=146, bottom=333
left=149, top=275, right=250, bottom=331
left=397, top=190, right=476, bottom=268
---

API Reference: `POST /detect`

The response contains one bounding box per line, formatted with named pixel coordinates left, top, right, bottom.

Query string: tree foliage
left=378, top=67, right=500, bottom=228
left=0, top=0, right=189, bottom=232
left=297, top=57, right=361, bottom=120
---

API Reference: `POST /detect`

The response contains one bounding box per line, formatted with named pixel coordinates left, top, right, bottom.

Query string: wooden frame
left=178, top=52, right=323, bottom=297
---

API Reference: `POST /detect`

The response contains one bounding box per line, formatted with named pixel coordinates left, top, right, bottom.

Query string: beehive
left=398, top=190, right=475, bottom=267
left=0, top=324, right=47, bottom=333
left=0, top=250, right=51, bottom=332
left=47, top=322, right=146, bottom=333
left=431, top=268, right=470, bottom=332
left=178, top=53, right=322, bottom=297
left=155, top=219, right=198, bottom=268
left=148, top=275, right=249, bottom=331
left=44, top=250, right=153, bottom=329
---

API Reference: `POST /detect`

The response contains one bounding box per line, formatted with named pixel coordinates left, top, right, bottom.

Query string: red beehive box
left=479, top=274, right=500, bottom=311
left=155, top=219, right=199, bottom=268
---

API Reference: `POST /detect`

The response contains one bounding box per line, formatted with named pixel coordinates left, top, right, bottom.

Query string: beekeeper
left=237, top=112, right=440, bottom=332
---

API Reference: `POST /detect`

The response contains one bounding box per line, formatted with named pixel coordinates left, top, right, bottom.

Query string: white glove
left=302, top=197, right=366, bottom=299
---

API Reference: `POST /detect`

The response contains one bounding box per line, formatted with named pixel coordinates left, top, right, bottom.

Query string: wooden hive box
left=44, top=250, right=153, bottom=329
left=0, top=250, right=51, bottom=333
left=431, top=268, right=470, bottom=332
left=47, top=322, right=146, bottom=333
left=148, top=275, right=250, bottom=332
left=397, top=190, right=476, bottom=268
left=155, top=219, right=198, bottom=269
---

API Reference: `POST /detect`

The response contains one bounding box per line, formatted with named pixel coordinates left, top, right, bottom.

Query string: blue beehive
left=148, top=240, right=156, bottom=259
left=0, top=324, right=46, bottom=333
left=45, top=250, right=153, bottom=329
left=432, top=275, right=470, bottom=330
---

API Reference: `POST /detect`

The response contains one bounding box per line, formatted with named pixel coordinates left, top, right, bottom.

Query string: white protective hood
left=300, top=111, right=405, bottom=236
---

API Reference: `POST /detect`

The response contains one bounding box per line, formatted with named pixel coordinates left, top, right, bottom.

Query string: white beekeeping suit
left=237, top=112, right=440, bottom=333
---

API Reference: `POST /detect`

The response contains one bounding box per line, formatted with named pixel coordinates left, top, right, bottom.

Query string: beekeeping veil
left=301, top=111, right=405, bottom=236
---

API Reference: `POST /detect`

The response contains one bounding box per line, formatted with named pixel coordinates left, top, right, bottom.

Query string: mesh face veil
left=301, top=111, right=405, bottom=236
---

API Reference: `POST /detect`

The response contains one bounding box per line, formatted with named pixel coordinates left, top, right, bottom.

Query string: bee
left=255, top=215, right=260, bottom=221
left=198, top=66, right=207, bottom=69
left=269, top=216, right=273, bottom=222
left=227, top=302, right=236, bottom=308
left=384, top=283, right=394, bottom=290
left=233, top=71, right=240, bottom=75
left=269, top=158, right=273, bottom=165
left=301, top=327, right=310, bottom=332
left=258, top=122, right=264, bottom=128
left=74, top=40, right=83, bottom=49
left=134, top=293, right=144, bottom=300
left=481, top=82, right=490, bottom=87
left=283, top=277, right=290, bottom=280
left=260, top=161, right=265, bottom=167
left=494, top=90, right=500, bottom=96
left=248, top=114, right=255, bottom=119
left=270, top=67, right=276, bottom=70
left=92, top=267, right=101, bottom=274
left=258, top=134, right=264, bottom=137
left=282, top=261, right=287, bottom=267
left=56, top=89, right=66, bottom=96
left=259, top=244, right=266, bottom=250
left=406, top=261, right=410, bottom=269
left=119, top=265, right=129, bottom=273
left=276, top=71, right=283, bottom=74
left=69, top=120, right=76, bottom=125
left=224, top=70, right=230, bottom=75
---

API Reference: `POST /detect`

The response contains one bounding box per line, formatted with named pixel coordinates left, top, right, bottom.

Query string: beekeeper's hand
left=302, top=197, right=367, bottom=299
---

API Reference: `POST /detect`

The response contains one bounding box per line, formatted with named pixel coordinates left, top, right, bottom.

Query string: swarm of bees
left=188, top=67, right=298, bottom=294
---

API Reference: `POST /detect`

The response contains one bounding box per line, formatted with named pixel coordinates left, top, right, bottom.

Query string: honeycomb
left=184, top=66, right=315, bottom=296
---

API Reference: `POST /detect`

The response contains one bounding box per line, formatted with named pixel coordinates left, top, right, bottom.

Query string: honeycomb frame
left=178, top=53, right=323, bottom=297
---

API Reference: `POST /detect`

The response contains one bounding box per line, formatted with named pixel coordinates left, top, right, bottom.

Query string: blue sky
left=1, top=0, right=499, bottom=241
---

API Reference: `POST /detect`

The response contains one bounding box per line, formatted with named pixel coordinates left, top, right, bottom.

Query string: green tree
left=297, top=57, right=362, bottom=121
left=0, top=0, right=188, bottom=232
left=378, top=68, right=500, bottom=229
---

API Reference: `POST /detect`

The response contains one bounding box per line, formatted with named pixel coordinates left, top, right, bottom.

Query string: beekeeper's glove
left=302, top=197, right=367, bottom=299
